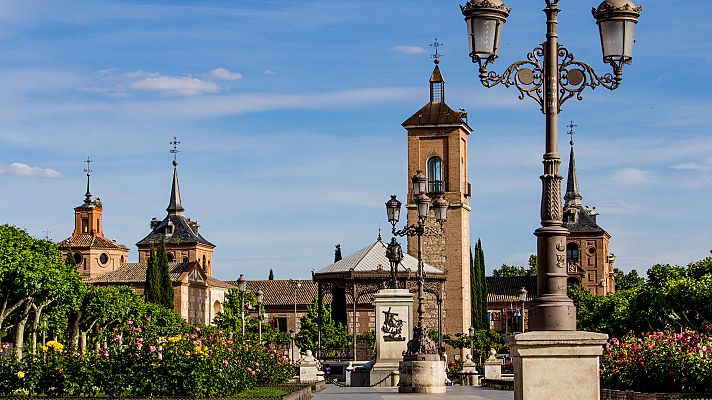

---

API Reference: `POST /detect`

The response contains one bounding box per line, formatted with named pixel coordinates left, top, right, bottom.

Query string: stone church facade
left=59, top=159, right=233, bottom=325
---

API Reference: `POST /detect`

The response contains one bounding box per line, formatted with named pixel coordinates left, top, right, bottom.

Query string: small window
left=566, top=243, right=580, bottom=261
left=183, top=257, right=189, bottom=263
left=73, top=252, right=82, bottom=265
left=81, top=218, right=89, bottom=233
left=167, top=253, right=175, bottom=262
left=99, top=253, right=109, bottom=264
left=427, top=156, right=444, bottom=193
left=277, top=317, right=288, bottom=333
left=165, top=222, right=174, bottom=235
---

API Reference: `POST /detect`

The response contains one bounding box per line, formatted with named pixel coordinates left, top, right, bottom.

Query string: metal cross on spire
left=430, top=38, right=443, bottom=64
left=169, top=136, right=181, bottom=162
left=566, top=120, right=577, bottom=145
left=83, top=157, right=93, bottom=176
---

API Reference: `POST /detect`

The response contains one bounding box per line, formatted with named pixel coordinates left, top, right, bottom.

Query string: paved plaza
left=315, top=385, right=513, bottom=400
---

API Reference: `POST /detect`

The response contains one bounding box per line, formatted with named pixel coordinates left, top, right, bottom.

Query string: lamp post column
left=529, top=0, right=576, bottom=331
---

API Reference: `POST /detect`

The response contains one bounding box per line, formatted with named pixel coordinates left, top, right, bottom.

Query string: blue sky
left=0, top=0, right=710, bottom=281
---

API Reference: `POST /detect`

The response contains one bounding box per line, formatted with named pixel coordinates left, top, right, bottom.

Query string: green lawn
left=236, top=388, right=288, bottom=398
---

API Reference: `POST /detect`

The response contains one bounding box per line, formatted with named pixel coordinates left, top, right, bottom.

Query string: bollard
left=345, top=362, right=354, bottom=386
left=391, top=369, right=400, bottom=387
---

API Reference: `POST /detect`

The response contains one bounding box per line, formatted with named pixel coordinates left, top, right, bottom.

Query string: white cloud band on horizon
left=0, top=162, right=61, bottom=178
left=392, top=45, right=425, bottom=54
left=210, top=67, right=243, bottom=81
left=130, top=76, right=220, bottom=96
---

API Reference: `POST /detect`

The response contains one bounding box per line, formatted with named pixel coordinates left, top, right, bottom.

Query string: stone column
left=506, top=331, right=608, bottom=400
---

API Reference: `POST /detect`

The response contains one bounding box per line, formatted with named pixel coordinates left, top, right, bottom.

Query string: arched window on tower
left=427, top=156, right=443, bottom=194
left=566, top=243, right=580, bottom=262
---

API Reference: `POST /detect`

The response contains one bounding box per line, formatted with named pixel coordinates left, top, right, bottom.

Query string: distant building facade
left=562, top=136, right=616, bottom=295
left=59, top=158, right=233, bottom=325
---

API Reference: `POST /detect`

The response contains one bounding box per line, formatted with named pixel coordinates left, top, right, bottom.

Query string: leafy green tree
left=156, top=240, right=174, bottom=309
left=492, top=259, right=536, bottom=277
left=613, top=268, right=644, bottom=291
left=527, top=254, right=538, bottom=276
left=144, top=246, right=160, bottom=304
left=0, top=225, right=80, bottom=359
left=295, top=298, right=349, bottom=354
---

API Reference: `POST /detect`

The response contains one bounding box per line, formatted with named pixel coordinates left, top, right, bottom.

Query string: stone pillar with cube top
left=506, top=331, right=608, bottom=400
left=370, top=288, right=413, bottom=387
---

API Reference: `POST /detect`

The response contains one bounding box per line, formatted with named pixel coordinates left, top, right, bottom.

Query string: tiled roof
left=402, top=102, right=470, bottom=128
left=565, top=206, right=607, bottom=234
left=225, top=280, right=320, bottom=307
left=87, top=261, right=231, bottom=290
left=136, top=215, right=214, bottom=247
left=58, top=235, right=128, bottom=250
left=316, top=239, right=443, bottom=275
left=486, top=276, right=537, bottom=304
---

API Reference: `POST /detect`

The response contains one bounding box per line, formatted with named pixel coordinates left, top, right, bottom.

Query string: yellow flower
left=167, top=335, right=182, bottom=343
left=40, top=345, right=48, bottom=353
left=46, top=340, right=64, bottom=352
left=16, top=371, right=25, bottom=379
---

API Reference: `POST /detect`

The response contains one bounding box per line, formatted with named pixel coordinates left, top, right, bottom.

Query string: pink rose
left=149, top=345, right=156, bottom=352
left=223, top=360, right=229, bottom=366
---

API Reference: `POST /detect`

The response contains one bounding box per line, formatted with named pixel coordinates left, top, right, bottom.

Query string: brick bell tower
left=402, top=57, right=473, bottom=335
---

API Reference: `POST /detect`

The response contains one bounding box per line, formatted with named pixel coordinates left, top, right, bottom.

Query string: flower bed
left=601, top=329, right=712, bottom=394
left=0, top=322, right=294, bottom=397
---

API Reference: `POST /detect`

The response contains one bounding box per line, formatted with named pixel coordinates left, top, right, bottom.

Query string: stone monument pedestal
left=398, top=355, right=446, bottom=394
left=506, top=331, right=608, bottom=400
left=370, top=289, right=413, bottom=387
left=461, top=353, right=479, bottom=386
left=298, top=350, right=321, bottom=384
left=483, top=349, right=502, bottom=380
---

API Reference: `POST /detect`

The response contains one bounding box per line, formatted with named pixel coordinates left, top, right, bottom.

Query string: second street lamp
left=236, top=274, right=247, bottom=339
left=385, top=170, right=448, bottom=359
left=256, top=289, right=264, bottom=343
left=461, top=0, right=641, bottom=331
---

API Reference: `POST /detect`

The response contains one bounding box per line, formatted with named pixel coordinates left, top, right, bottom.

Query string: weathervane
left=169, top=136, right=181, bottom=163
left=83, top=157, right=93, bottom=202
left=430, top=38, right=443, bottom=64
left=566, top=120, right=577, bottom=145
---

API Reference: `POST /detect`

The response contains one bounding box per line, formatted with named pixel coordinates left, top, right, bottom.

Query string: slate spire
left=167, top=159, right=184, bottom=216
left=83, top=157, right=93, bottom=203
left=564, top=122, right=583, bottom=208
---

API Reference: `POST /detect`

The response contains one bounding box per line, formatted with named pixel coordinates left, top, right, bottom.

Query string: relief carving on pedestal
left=381, top=307, right=405, bottom=342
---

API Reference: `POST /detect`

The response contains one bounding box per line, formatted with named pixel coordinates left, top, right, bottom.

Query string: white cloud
left=392, top=45, right=425, bottom=54
left=672, top=157, right=712, bottom=172
left=0, top=163, right=61, bottom=178
left=609, top=168, right=652, bottom=185
left=210, top=67, right=243, bottom=81
left=263, top=69, right=277, bottom=75
left=130, top=76, right=219, bottom=96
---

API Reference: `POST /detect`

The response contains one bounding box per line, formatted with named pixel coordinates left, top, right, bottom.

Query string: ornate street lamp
left=519, top=287, right=528, bottom=333
left=468, top=326, right=476, bottom=359
left=385, top=171, right=448, bottom=359
left=256, top=289, right=264, bottom=343
left=461, top=0, right=641, bottom=331
left=289, top=279, right=302, bottom=333
left=236, top=274, right=247, bottom=338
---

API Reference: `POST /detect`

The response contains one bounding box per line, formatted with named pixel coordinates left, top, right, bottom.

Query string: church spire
left=83, top=157, right=93, bottom=203
left=167, top=137, right=184, bottom=216
left=429, top=39, right=445, bottom=103
left=564, top=121, right=583, bottom=208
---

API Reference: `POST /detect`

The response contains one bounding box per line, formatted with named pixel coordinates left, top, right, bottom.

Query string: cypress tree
left=144, top=246, right=160, bottom=304
left=470, top=247, right=478, bottom=328
left=334, top=244, right=342, bottom=262
left=156, top=239, right=174, bottom=309
left=476, top=239, right=488, bottom=329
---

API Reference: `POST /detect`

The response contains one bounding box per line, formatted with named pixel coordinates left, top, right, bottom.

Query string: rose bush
left=601, top=327, right=712, bottom=393
left=0, top=320, right=294, bottom=396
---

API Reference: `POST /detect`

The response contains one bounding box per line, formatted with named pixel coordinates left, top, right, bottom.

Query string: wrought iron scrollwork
left=557, top=45, right=620, bottom=111
left=479, top=46, right=545, bottom=113
left=392, top=224, right=443, bottom=238
left=479, top=43, right=623, bottom=114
